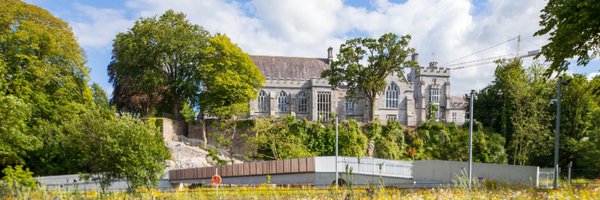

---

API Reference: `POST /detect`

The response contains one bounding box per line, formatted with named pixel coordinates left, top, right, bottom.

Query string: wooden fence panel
left=204, top=167, right=212, bottom=178
left=169, top=157, right=319, bottom=180
left=276, top=160, right=284, bottom=174
left=234, top=164, right=240, bottom=176
left=225, top=165, right=230, bottom=177
left=257, top=161, right=263, bottom=175
left=242, top=163, right=249, bottom=176
left=283, top=159, right=291, bottom=173
left=263, top=161, right=270, bottom=175
left=291, top=158, right=299, bottom=173
left=250, top=162, right=257, bottom=175
left=269, top=160, right=277, bottom=174
left=299, top=158, right=307, bottom=172
left=307, top=157, right=315, bottom=172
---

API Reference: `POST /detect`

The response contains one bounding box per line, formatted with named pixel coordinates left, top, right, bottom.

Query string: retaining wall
left=413, top=160, right=539, bottom=186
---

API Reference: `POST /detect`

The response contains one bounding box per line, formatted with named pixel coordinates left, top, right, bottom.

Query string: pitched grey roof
left=448, top=95, right=467, bottom=109
left=250, top=55, right=329, bottom=80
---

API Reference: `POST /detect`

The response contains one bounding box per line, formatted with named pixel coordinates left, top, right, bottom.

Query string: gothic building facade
left=248, top=48, right=467, bottom=126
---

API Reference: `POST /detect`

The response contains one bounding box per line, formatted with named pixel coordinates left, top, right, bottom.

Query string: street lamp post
left=554, top=76, right=562, bottom=189
left=468, top=90, right=475, bottom=189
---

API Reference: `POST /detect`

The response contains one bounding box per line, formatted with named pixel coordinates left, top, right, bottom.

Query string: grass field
left=6, top=187, right=600, bottom=200
left=3, top=180, right=600, bottom=199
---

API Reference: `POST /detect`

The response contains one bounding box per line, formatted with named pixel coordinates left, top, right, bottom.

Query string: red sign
left=211, top=175, right=222, bottom=185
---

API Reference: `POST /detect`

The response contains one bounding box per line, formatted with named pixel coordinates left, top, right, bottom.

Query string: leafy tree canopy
left=91, top=82, right=110, bottom=109
left=322, top=33, right=417, bottom=120
left=0, top=1, right=170, bottom=189
left=535, top=0, right=600, bottom=74
left=0, top=0, right=93, bottom=169
left=109, top=10, right=209, bottom=117
left=200, top=34, right=265, bottom=119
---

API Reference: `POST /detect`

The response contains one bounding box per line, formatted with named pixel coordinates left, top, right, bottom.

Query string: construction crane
left=445, top=50, right=540, bottom=70
left=440, top=35, right=540, bottom=70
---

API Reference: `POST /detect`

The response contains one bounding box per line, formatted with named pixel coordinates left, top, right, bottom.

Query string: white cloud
left=67, top=0, right=550, bottom=94
left=70, top=4, right=134, bottom=49
left=588, top=72, right=600, bottom=80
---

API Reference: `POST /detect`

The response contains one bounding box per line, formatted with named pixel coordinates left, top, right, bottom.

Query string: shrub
left=0, top=165, right=37, bottom=197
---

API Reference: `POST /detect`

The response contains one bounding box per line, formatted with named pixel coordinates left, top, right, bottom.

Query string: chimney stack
left=327, top=47, right=333, bottom=64
left=429, top=61, right=438, bottom=68
left=411, top=53, right=419, bottom=63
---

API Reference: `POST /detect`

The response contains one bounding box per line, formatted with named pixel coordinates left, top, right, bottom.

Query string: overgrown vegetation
left=474, top=59, right=600, bottom=177
left=0, top=165, right=38, bottom=198
left=246, top=116, right=507, bottom=163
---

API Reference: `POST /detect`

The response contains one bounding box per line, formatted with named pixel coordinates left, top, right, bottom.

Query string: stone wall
left=161, top=118, right=187, bottom=140
left=165, top=118, right=255, bottom=159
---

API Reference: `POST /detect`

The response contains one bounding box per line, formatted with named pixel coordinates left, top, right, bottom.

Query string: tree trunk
left=229, top=116, right=237, bottom=164
left=368, top=97, right=376, bottom=122
left=173, top=100, right=181, bottom=119
left=201, top=116, right=207, bottom=149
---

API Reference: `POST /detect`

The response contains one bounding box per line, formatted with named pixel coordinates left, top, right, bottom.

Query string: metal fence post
left=335, top=116, right=339, bottom=188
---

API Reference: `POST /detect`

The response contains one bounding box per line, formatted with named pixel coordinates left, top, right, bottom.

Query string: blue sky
left=26, top=0, right=599, bottom=96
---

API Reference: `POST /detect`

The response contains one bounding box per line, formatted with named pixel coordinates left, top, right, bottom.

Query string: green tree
left=322, top=33, right=417, bottom=120
left=535, top=0, right=600, bottom=73
left=200, top=34, right=264, bottom=119
left=376, top=120, right=407, bottom=159
left=338, top=120, right=368, bottom=157
left=410, top=121, right=507, bottom=163
left=251, top=116, right=312, bottom=160
left=362, top=121, right=382, bottom=157
left=1, top=2, right=171, bottom=188
left=558, top=75, right=600, bottom=173
left=579, top=108, right=600, bottom=177
left=0, top=95, right=41, bottom=166
left=474, top=60, right=554, bottom=165
left=82, top=114, right=170, bottom=192
left=0, top=0, right=91, bottom=104
left=91, top=83, right=110, bottom=109
left=200, top=34, right=265, bottom=149
left=108, top=10, right=209, bottom=117
left=0, top=0, right=96, bottom=174
left=303, top=120, right=335, bottom=156
left=180, top=102, right=196, bottom=123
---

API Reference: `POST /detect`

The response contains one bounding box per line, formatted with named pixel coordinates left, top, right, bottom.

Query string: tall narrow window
left=430, top=88, right=440, bottom=103
left=297, top=91, right=308, bottom=113
left=345, top=99, right=356, bottom=114
left=317, top=91, right=331, bottom=121
left=258, top=90, right=268, bottom=112
left=278, top=91, right=288, bottom=112
left=452, top=112, right=457, bottom=122
left=386, top=83, right=399, bottom=108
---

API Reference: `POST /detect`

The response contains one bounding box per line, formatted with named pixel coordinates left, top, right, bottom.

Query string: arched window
left=258, top=90, right=268, bottom=112
left=385, top=83, right=399, bottom=108
left=297, top=91, right=308, bottom=112
left=278, top=91, right=288, bottom=112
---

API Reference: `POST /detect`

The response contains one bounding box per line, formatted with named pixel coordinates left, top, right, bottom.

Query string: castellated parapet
left=418, top=61, right=450, bottom=77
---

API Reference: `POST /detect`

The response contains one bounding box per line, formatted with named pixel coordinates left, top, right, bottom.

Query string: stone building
left=248, top=48, right=467, bottom=126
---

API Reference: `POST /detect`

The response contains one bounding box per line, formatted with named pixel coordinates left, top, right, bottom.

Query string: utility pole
left=468, top=90, right=475, bottom=189
left=554, top=76, right=562, bottom=189
left=516, top=35, right=521, bottom=57
left=335, top=116, right=339, bottom=189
